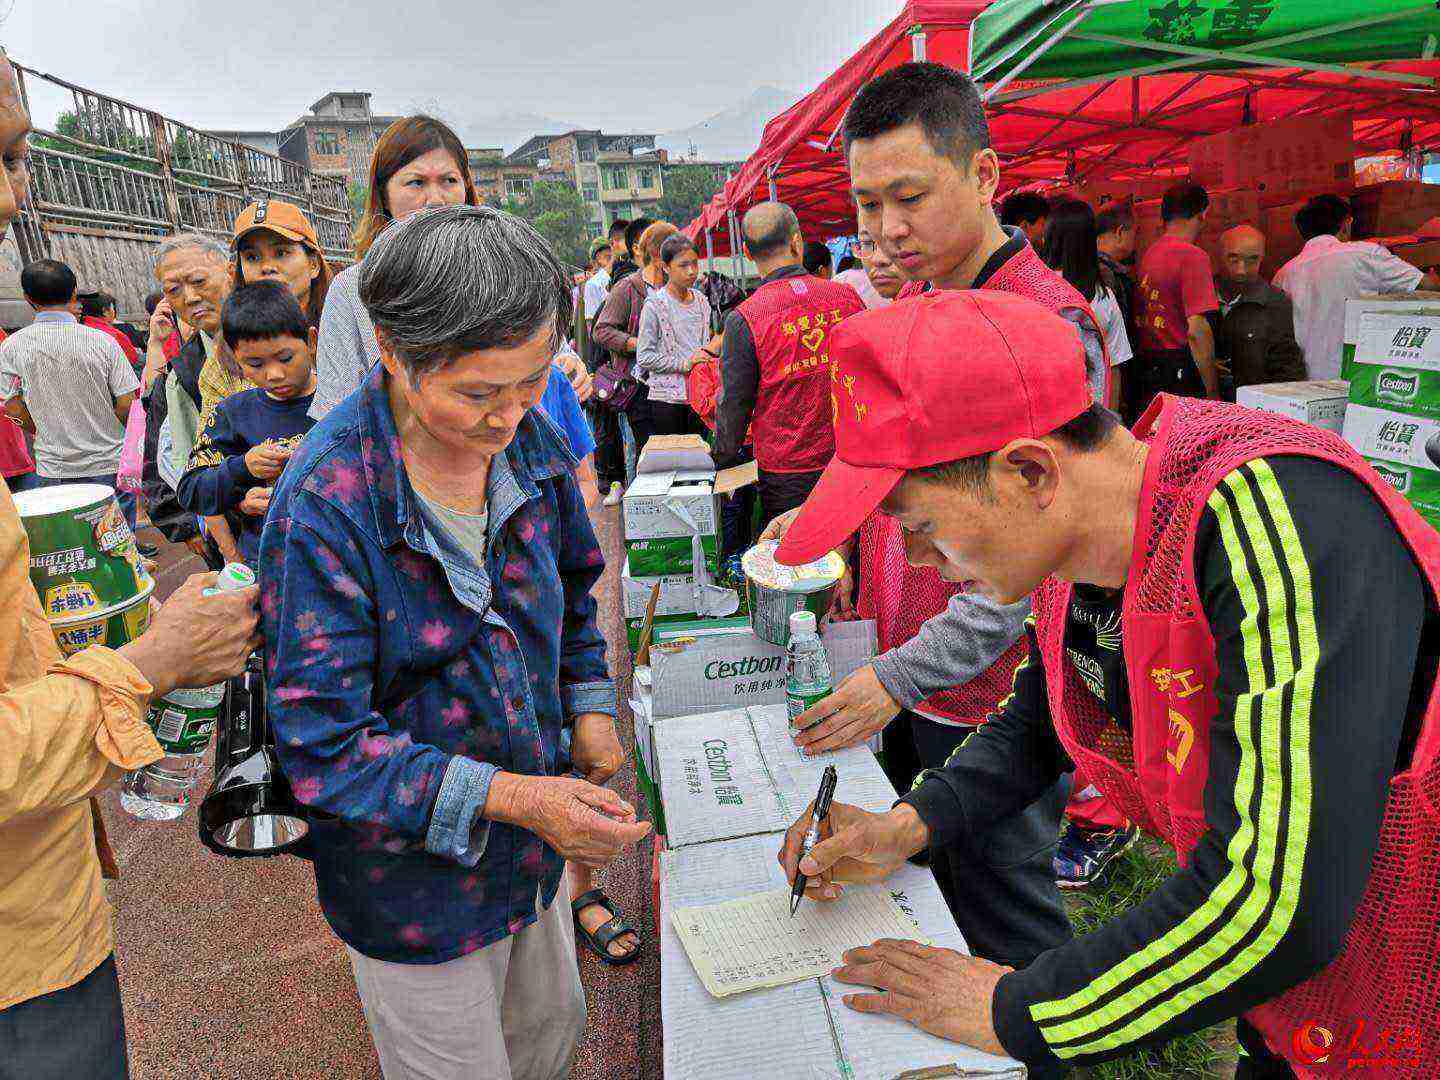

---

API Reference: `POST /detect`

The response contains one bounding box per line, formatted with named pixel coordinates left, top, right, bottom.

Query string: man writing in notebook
left=775, top=290, right=1440, bottom=1078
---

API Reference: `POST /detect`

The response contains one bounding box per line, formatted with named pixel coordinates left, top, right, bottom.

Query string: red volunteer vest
left=1033, top=395, right=1440, bottom=1074
left=734, top=274, right=866, bottom=474
left=861, top=244, right=1109, bottom=725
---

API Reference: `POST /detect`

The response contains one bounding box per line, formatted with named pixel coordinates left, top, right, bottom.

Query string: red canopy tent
left=690, top=0, right=1440, bottom=258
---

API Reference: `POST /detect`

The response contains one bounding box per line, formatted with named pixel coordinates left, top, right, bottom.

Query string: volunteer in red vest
left=713, top=201, right=866, bottom=521
left=772, top=61, right=1124, bottom=958
left=778, top=288, right=1440, bottom=1078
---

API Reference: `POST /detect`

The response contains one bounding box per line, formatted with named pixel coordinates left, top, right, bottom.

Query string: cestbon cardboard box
left=1236, top=380, right=1349, bottom=433
left=1342, top=403, right=1440, bottom=529
left=620, top=556, right=741, bottom=619
left=625, top=534, right=720, bottom=578
left=1341, top=295, right=1440, bottom=382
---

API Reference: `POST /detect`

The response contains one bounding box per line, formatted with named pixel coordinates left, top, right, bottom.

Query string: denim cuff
left=561, top=679, right=617, bottom=723
left=424, top=756, right=498, bottom=867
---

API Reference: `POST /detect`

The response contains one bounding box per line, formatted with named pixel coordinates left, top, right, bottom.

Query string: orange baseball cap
left=232, top=199, right=320, bottom=249
left=775, top=290, right=1092, bottom=566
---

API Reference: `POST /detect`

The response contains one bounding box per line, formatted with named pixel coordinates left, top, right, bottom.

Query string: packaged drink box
left=640, top=620, right=877, bottom=721
left=1341, top=296, right=1440, bottom=383
left=1342, top=403, right=1440, bottom=530
left=623, top=471, right=719, bottom=541
left=1236, top=381, right=1349, bottom=433
left=625, top=534, right=719, bottom=578
left=621, top=556, right=741, bottom=620
left=1188, top=113, right=1353, bottom=200
left=626, top=613, right=750, bottom=655
left=1350, top=182, right=1440, bottom=240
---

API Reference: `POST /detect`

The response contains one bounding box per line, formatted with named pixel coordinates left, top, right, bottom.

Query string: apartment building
left=508, top=130, right=667, bottom=229
left=278, top=92, right=401, bottom=192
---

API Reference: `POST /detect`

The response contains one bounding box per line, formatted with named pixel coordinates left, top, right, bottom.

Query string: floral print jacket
left=260, top=363, right=613, bottom=964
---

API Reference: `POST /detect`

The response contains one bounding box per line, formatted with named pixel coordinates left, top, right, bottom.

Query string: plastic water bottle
left=121, top=563, right=255, bottom=821
left=786, top=610, right=833, bottom=730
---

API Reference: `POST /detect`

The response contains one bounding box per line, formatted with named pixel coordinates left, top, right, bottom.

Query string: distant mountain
left=658, top=86, right=800, bottom=162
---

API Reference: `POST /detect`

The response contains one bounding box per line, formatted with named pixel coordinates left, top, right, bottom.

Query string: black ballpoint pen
left=790, top=765, right=838, bottom=916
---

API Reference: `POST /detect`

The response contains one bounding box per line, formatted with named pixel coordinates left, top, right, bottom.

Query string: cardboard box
left=621, top=556, right=740, bottom=619
left=1388, top=240, right=1440, bottom=274
left=1342, top=296, right=1440, bottom=381
left=626, top=612, right=715, bottom=654
left=642, top=620, right=877, bottom=721
left=1350, top=182, right=1440, bottom=239
left=1197, top=188, right=1263, bottom=269
left=1342, top=403, right=1440, bottom=530
left=623, top=472, right=718, bottom=541
left=636, top=433, right=714, bottom=475
left=1236, top=381, right=1349, bottom=433
left=625, top=534, right=719, bottom=578
left=1189, top=114, right=1353, bottom=201
left=1261, top=201, right=1306, bottom=279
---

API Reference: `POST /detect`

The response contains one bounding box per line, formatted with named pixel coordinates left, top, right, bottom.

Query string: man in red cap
left=776, top=60, right=1123, bottom=955
left=777, top=289, right=1440, bottom=1077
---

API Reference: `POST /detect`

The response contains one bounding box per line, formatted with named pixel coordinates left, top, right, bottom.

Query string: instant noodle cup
left=741, top=540, right=846, bottom=646
left=51, top=581, right=155, bottom=657
left=15, top=484, right=152, bottom=622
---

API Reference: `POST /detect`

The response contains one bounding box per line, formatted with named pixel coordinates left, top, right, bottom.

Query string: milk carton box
left=1342, top=403, right=1440, bottom=529
left=1237, top=380, right=1349, bottom=432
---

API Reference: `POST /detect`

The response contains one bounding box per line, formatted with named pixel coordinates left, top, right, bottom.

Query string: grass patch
left=1061, top=840, right=1234, bottom=1079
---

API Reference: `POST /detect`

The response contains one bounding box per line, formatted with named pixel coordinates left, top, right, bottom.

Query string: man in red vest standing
left=778, top=290, right=1440, bottom=1078
left=773, top=62, right=1128, bottom=964
left=714, top=202, right=866, bottom=523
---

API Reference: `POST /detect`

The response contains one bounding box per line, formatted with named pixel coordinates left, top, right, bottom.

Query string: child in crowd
left=177, top=281, right=317, bottom=565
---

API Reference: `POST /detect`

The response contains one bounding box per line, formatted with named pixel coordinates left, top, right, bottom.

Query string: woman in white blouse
left=633, top=233, right=723, bottom=444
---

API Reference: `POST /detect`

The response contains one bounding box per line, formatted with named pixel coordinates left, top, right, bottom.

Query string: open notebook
left=660, top=835, right=1026, bottom=1080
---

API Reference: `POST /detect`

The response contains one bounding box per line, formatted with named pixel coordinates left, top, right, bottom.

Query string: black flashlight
left=199, top=653, right=310, bottom=858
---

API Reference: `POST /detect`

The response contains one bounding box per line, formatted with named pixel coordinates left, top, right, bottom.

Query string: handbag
left=592, top=356, right=641, bottom=412
left=116, top=399, right=146, bottom=493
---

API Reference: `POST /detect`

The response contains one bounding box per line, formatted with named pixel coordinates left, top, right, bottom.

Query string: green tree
left=502, top=180, right=593, bottom=269
left=656, top=165, right=725, bottom=231
left=347, top=181, right=368, bottom=220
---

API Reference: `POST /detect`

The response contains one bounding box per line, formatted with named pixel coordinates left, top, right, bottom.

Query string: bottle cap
left=209, top=562, right=256, bottom=594
left=788, top=610, right=818, bottom=638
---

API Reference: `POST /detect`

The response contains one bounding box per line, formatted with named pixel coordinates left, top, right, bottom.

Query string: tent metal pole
left=910, top=26, right=928, bottom=63
left=768, top=165, right=778, bottom=203
left=982, top=3, right=1102, bottom=102
left=728, top=209, right=741, bottom=283
left=705, top=230, right=714, bottom=275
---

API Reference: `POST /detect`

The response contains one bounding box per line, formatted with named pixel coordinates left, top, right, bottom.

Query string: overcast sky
left=2, top=0, right=898, bottom=135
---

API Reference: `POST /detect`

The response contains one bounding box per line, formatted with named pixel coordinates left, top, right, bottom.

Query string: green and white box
left=625, top=534, right=720, bottom=578
left=622, top=471, right=719, bottom=542
left=1342, top=297, right=1440, bottom=383
left=621, top=556, right=740, bottom=619
left=1342, top=403, right=1440, bottom=528
left=1236, top=380, right=1349, bottom=433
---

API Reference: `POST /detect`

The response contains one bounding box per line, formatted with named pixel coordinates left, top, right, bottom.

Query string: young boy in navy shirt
left=178, top=281, right=317, bottom=565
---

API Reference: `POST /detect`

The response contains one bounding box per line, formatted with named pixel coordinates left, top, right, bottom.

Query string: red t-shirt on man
left=1135, top=235, right=1219, bottom=353
left=83, top=315, right=140, bottom=371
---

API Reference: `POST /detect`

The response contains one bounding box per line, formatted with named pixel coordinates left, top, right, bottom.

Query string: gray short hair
left=154, top=231, right=228, bottom=272
left=359, top=205, right=572, bottom=378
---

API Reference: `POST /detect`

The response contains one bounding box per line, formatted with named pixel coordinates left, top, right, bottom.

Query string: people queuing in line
left=1212, top=224, right=1306, bottom=397
left=802, top=238, right=835, bottom=279
left=232, top=198, right=333, bottom=330
left=832, top=226, right=903, bottom=309
left=1040, top=198, right=1131, bottom=415
left=1275, top=192, right=1440, bottom=382
left=634, top=232, right=721, bottom=440
left=999, top=189, right=1050, bottom=250
left=0, top=51, right=262, bottom=1080
left=1132, top=182, right=1220, bottom=413
left=583, top=237, right=613, bottom=320
left=77, top=288, right=141, bottom=373
left=0, top=259, right=141, bottom=528
left=262, top=205, right=649, bottom=1078
left=175, top=282, right=318, bottom=567
left=594, top=219, right=674, bottom=453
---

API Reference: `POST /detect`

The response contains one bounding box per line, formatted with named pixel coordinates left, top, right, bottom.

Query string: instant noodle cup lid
left=13, top=483, right=116, bottom=517
left=742, top=540, right=845, bottom=594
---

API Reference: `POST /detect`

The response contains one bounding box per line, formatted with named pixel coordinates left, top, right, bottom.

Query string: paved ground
left=106, top=507, right=661, bottom=1080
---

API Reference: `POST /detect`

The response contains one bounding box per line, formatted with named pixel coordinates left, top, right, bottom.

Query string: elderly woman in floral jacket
left=261, top=205, right=648, bottom=1080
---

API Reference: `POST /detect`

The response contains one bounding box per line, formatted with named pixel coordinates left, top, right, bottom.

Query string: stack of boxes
left=1342, top=296, right=1440, bottom=530
left=619, top=437, right=751, bottom=654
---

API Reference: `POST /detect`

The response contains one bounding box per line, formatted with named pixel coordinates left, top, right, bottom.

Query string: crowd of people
left=3, top=35, right=1440, bottom=1080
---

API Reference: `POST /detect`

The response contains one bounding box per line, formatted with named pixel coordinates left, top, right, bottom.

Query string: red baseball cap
left=776, top=290, right=1092, bottom=566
